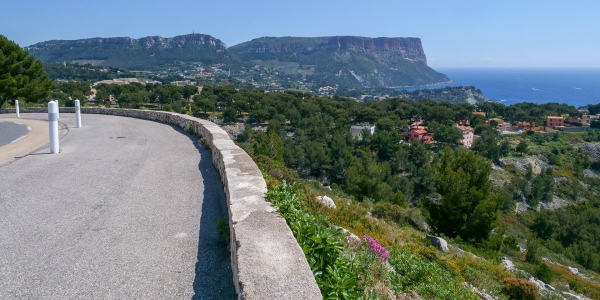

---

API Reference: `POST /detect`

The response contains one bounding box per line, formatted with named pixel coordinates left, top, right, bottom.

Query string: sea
left=399, top=68, right=600, bottom=108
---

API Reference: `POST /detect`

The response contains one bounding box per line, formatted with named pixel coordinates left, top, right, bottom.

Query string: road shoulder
left=0, top=117, right=50, bottom=166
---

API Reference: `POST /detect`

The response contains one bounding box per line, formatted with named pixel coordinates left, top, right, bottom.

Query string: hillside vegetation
left=194, top=88, right=598, bottom=299
left=11, top=81, right=600, bottom=298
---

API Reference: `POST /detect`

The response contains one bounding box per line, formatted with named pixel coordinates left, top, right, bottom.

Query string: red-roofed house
left=404, top=126, right=433, bottom=144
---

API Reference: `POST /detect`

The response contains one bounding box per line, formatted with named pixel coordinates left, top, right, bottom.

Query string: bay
left=399, top=68, right=600, bottom=108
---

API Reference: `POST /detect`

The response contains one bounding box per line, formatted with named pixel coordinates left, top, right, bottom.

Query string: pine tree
left=424, top=148, right=504, bottom=241
left=0, top=35, right=51, bottom=108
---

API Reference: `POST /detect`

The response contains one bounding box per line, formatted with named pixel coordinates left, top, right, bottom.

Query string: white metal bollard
left=75, top=99, right=81, bottom=128
left=56, top=100, right=59, bottom=119
left=15, top=100, right=19, bottom=118
left=48, top=101, right=59, bottom=154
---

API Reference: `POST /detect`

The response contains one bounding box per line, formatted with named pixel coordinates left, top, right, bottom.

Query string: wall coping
left=1, top=107, right=322, bottom=299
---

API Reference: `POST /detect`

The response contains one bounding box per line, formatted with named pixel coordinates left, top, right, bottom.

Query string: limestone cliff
left=230, top=36, right=447, bottom=88
left=231, top=36, right=427, bottom=65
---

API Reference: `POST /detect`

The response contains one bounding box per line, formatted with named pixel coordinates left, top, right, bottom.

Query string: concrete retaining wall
left=1, top=107, right=322, bottom=299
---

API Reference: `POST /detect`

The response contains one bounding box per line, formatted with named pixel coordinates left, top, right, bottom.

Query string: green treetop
left=0, top=35, right=51, bottom=108
left=424, top=148, right=503, bottom=242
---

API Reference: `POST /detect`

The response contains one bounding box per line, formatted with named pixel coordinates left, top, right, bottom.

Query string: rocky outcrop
left=500, top=156, right=550, bottom=175
left=582, top=143, right=600, bottom=161
left=397, top=86, right=488, bottom=104
left=316, top=196, right=336, bottom=209
left=325, top=36, right=426, bottom=63
left=231, top=36, right=428, bottom=64
left=426, top=235, right=449, bottom=252
left=584, top=169, right=600, bottom=178
left=502, top=257, right=516, bottom=270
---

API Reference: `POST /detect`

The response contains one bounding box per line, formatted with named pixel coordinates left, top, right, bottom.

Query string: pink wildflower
left=362, top=234, right=390, bottom=261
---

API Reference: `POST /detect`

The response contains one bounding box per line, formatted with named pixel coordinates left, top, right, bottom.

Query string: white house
left=452, top=123, right=474, bottom=148
left=350, top=123, right=376, bottom=140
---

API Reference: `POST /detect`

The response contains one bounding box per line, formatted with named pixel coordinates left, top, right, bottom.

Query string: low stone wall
left=1, top=107, right=321, bottom=299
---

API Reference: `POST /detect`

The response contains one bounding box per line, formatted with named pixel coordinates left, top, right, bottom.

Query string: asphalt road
left=0, top=113, right=235, bottom=299
left=0, top=121, right=29, bottom=147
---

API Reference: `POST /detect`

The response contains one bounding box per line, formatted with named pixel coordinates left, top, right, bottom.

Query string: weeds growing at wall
left=265, top=179, right=496, bottom=299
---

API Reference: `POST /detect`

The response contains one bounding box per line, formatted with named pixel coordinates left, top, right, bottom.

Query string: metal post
left=56, top=100, right=59, bottom=119
left=15, top=100, right=19, bottom=118
left=75, top=99, right=81, bottom=128
left=48, top=101, right=59, bottom=154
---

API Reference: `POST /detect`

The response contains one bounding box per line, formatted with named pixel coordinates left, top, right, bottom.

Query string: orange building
left=546, top=116, right=564, bottom=128
left=404, top=126, right=433, bottom=144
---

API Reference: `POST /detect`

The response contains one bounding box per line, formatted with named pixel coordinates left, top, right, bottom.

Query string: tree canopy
left=0, top=35, right=51, bottom=108
left=424, top=148, right=503, bottom=241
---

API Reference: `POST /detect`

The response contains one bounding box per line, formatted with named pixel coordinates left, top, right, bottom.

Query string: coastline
left=391, top=80, right=455, bottom=90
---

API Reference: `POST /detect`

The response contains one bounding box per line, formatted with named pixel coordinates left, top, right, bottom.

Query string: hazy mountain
left=26, top=34, right=238, bottom=70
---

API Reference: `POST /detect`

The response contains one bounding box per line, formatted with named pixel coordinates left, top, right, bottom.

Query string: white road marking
left=11, top=135, right=27, bottom=143
left=27, top=126, right=31, bottom=131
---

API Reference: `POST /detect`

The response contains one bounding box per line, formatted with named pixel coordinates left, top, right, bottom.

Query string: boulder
left=426, top=235, right=449, bottom=252
left=316, top=196, right=336, bottom=209
left=502, top=257, right=516, bottom=270
left=529, top=277, right=548, bottom=291
left=569, top=266, right=580, bottom=275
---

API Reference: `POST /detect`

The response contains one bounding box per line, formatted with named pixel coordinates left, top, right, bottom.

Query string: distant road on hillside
left=0, top=113, right=235, bottom=299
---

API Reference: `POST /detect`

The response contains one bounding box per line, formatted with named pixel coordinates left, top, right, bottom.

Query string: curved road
left=0, top=113, right=234, bottom=299
left=0, top=121, right=29, bottom=146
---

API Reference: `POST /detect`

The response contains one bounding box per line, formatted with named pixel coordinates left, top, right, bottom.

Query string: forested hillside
left=43, top=62, right=135, bottom=81
left=16, top=81, right=600, bottom=298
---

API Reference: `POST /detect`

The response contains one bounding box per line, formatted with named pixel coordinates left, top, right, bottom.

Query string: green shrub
left=535, top=263, right=554, bottom=284
left=388, top=248, right=478, bottom=299
left=526, top=238, right=541, bottom=264
left=568, top=280, right=582, bottom=293
left=371, top=202, right=428, bottom=231
left=502, top=278, right=540, bottom=300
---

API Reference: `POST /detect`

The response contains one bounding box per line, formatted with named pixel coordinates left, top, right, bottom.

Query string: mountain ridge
left=26, top=33, right=449, bottom=88
left=230, top=36, right=427, bottom=64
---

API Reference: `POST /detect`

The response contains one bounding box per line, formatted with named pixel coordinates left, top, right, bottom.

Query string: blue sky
left=3, top=0, right=599, bottom=68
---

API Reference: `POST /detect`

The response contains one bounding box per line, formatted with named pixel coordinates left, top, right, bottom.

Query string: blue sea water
left=401, top=68, right=600, bottom=108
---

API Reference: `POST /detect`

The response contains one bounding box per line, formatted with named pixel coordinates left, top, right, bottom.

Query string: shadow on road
left=169, top=125, right=235, bottom=300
